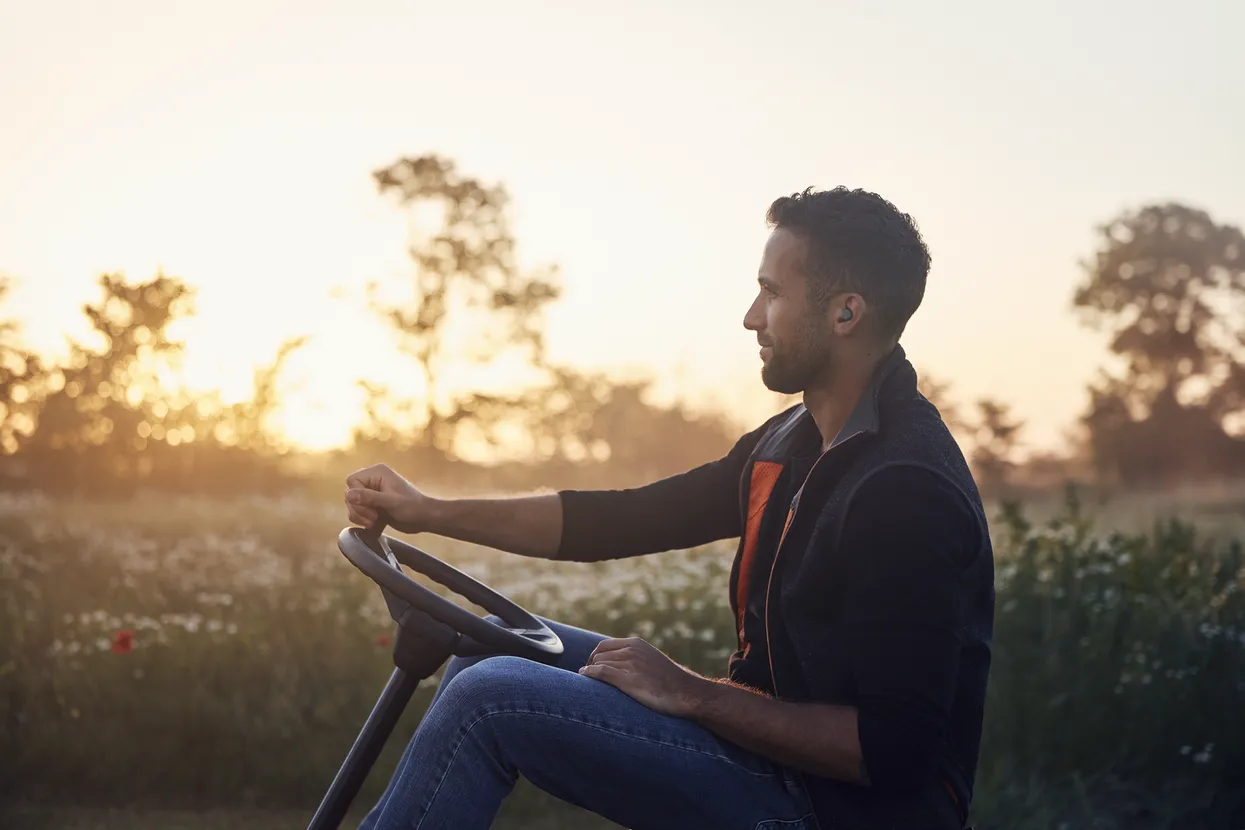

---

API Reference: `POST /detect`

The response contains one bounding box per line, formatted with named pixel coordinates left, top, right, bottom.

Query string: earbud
left=837, top=306, right=853, bottom=323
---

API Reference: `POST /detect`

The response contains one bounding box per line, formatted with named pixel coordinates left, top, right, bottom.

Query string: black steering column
left=306, top=524, right=564, bottom=830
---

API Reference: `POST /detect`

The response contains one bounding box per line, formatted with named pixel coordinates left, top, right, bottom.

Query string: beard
left=759, top=315, right=833, bottom=395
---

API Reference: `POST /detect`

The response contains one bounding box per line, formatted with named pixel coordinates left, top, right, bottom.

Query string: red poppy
left=111, top=629, right=135, bottom=654
left=376, top=632, right=392, bottom=647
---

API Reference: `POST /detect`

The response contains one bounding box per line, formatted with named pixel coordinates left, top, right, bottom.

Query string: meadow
left=1, top=486, right=1243, bottom=829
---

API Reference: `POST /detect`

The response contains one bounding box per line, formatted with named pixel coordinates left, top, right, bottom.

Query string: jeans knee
left=440, top=655, right=537, bottom=715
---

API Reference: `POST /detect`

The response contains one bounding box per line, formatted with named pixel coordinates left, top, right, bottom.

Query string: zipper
left=763, top=430, right=865, bottom=697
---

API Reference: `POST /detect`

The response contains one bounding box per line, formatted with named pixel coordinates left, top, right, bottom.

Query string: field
left=2, top=486, right=1243, bottom=829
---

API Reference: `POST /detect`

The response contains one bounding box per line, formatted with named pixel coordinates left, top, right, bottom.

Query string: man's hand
left=578, top=637, right=710, bottom=718
left=344, top=464, right=432, bottom=534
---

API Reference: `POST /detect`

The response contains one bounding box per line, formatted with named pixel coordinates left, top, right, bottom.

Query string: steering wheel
left=336, top=523, right=563, bottom=664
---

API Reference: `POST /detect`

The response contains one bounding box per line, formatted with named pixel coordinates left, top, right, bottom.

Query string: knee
left=439, top=655, right=540, bottom=717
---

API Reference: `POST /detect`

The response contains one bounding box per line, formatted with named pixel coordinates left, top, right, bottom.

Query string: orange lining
left=942, top=777, right=964, bottom=822
left=737, top=461, right=783, bottom=637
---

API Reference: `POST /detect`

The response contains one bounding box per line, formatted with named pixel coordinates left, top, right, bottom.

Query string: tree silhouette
left=970, top=397, right=1025, bottom=497
left=1073, top=203, right=1245, bottom=484
left=17, top=273, right=194, bottom=491
left=354, top=154, right=740, bottom=484
left=213, top=335, right=309, bottom=453
left=917, top=370, right=968, bottom=438
left=367, top=155, right=561, bottom=456
left=0, top=278, right=43, bottom=458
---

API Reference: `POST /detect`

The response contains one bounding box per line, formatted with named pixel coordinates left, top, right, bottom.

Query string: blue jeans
left=358, top=616, right=818, bottom=830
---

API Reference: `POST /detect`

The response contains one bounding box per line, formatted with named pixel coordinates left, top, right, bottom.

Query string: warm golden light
left=2, top=1, right=1242, bottom=458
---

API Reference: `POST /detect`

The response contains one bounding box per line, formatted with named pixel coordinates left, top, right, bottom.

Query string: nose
left=743, top=291, right=764, bottom=332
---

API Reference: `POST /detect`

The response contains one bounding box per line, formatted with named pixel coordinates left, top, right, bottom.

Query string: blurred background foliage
left=3, top=154, right=1245, bottom=829
left=2, top=155, right=1244, bottom=502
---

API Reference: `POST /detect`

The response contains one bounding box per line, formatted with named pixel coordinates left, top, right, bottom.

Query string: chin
left=760, top=366, right=804, bottom=396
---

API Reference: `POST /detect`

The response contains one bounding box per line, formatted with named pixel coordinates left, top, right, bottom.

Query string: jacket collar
left=754, top=344, right=913, bottom=463
left=828, top=342, right=910, bottom=448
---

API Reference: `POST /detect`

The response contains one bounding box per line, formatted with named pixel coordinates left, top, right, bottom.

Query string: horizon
left=2, top=0, right=1242, bottom=456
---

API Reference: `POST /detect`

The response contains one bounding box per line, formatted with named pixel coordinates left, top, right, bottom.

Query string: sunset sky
left=2, top=0, right=1242, bottom=453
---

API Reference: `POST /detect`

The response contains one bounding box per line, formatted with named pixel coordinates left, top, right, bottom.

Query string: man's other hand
left=579, top=637, right=710, bottom=719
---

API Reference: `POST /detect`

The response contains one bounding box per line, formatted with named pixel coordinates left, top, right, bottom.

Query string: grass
left=1, top=806, right=357, bottom=830
left=1, top=485, right=1243, bottom=829
left=1, top=795, right=621, bottom=830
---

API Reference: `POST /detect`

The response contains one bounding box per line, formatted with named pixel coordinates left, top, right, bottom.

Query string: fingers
left=583, top=654, right=630, bottom=670
left=346, top=503, right=379, bottom=528
left=344, top=464, right=409, bottom=529
left=346, top=463, right=392, bottom=492
left=346, top=486, right=399, bottom=510
left=588, top=637, right=641, bottom=660
left=579, top=662, right=628, bottom=681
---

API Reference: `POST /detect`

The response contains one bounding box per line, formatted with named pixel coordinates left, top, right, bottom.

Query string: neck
left=802, top=342, right=893, bottom=452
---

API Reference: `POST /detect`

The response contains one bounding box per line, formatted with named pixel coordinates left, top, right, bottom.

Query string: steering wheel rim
left=337, top=527, right=563, bottom=663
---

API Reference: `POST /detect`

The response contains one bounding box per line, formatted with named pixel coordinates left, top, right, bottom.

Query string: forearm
left=547, top=415, right=781, bottom=562
left=557, top=460, right=746, bottom=562
left=424, top=493, right=563, bottom=560
left=690, top=679, right=868, bottom=785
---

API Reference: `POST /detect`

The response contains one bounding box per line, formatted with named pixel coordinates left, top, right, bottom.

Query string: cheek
left=766, top=302, right=791, bottom=338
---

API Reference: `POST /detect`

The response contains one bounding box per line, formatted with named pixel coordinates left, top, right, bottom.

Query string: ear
left=832, top=294, right=866, bottom=333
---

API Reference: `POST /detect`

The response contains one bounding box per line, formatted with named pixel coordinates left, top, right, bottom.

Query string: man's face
left=743, top=228, right=833, bottom=395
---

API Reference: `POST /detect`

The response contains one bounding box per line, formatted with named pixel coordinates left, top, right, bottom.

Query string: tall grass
left=1, top=488, right=1242, bottom=829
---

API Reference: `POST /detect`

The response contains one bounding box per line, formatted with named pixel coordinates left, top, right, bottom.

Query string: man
left=344, top=186, right=994, bottom=830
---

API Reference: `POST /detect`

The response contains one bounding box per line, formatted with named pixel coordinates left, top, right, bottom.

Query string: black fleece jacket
left=555, top=345, right=994, bottom=829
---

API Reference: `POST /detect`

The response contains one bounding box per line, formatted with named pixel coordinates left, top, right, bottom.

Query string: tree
left=917, top=370, right=968, bottom=438
left=0, top=278, right=44, bottom=458
left=1073, top=203, right=1245, bottom=484
left=367, top=155, right=561, bottom=456
left=356, top=154, right=742, bottom=484
left=214, top=335, right=309, bottom=454
left=17, top=273, right=194, bottom=491
left=970, top=398, right=1024, bottom=497
left=518, top=367, right=736, bottom=480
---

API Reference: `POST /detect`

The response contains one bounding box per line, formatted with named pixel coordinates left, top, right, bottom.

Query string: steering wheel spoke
left=337, top=527, right=564, bottom=665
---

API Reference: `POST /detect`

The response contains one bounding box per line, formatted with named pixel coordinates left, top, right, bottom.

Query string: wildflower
left=111, top=629, right=135, bottom=654
left=377, top=632, right=392, bottom=647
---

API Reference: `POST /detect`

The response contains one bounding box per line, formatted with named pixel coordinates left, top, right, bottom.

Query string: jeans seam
left=502, top=705, right=785, bottom=775
left=413, top=703, right=783, bottom=829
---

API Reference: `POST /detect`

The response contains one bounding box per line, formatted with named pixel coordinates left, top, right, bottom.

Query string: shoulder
left=841, top=463, right=982, bottom=570
left=850, top=462, right=975, bottom=509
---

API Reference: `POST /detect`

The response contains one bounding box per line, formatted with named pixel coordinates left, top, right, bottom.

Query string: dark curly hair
left=766, top=186, right=931, bottom=341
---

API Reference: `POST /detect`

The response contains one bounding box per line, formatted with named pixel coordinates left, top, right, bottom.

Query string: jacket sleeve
left=838, top=465, right=981, bottom=791
left=554, top=414, right=780, bottom=562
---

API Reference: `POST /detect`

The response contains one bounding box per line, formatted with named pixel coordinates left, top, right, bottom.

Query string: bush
left=1, top=488, right=1242, bottom=828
